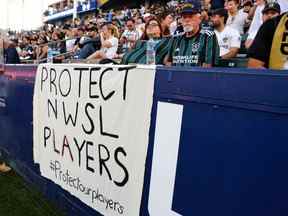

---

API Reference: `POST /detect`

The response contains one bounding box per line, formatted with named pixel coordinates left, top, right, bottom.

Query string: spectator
left=120, top=19, right=141, bottom=53
left=207, top=0, right=225, bottom=10
left=36, top=35, right=48, bottom=62
left=226, top=0, right=248, bottom=34
left=164, top=3, right=219, bottom=67
left=211, top=8, right=241, bottom=59
left=63, top=24, right=75, bottom=52
left=242, top=0, right=254, bottom=13
left=262, top=1, right=281, bottom=22
left=201, top=9, right=212, bottom=29
left=30, top=37, right=38, bottom=60
left=173, top=17, right=184, bottom=35
left=107, top=9, right=114, bottom=22
left=21, top=36, right=34, bottom=60
left=135, top=17, right=145, bottom=36
left=71, top=26, right=85, bottom=53
left=77, top=26, right=101, bottom=59
left=159, top=11, right=174, bottom=37
left=245, top=0, right=266, bottom=49
left=4, top=40, right=20, bottom=64
left=248, top=2, right=283, bottom=69
left=10, top=38, right=21, bottom=57
left=6, top=0, right=266, bottom=67
left=143, top=13, right=153, bottom=23
left=73, top=18, right=81, bottom=27
left=50, top=31, right=66, bottom=63
left=241, top=0, right=254, bottom=32
left=140, top=5, right=146, bottom=15
left=121, top=18, right=169, bottom=64
left=168, top=0, right=178, bottom=8
left=87, top=23, right=119, bottom=61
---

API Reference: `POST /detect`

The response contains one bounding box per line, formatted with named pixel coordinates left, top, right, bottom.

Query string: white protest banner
left=33, top=64, right=156, bottom=216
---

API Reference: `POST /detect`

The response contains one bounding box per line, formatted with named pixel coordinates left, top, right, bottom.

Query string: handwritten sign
left=33, top=64, right=156, bottom=216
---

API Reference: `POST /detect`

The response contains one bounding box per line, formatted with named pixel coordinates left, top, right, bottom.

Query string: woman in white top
left=226, top=0, right=248, bottom=34
left=87, top=23, right=119, bottom=60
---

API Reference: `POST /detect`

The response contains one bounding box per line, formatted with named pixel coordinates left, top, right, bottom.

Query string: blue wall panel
left=1, top=65, right=288, bottom=216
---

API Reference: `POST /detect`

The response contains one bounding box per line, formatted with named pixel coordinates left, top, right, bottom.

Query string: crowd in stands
left=45, top=0, right=96, bottom=16
left=2, top=0, right=288, bottom=69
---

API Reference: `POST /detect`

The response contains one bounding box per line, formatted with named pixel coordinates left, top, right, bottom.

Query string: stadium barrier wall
left=0, top=64, right=288, bottom=216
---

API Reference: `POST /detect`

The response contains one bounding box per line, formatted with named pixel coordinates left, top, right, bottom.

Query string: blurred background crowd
left=2, top=0, right=287, bottom=68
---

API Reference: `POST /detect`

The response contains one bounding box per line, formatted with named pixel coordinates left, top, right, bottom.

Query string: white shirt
left=277, top=0, right=288, bottom=13
left=101, top=36, right=118, bottom=59
left=214, top=26, right=241, bottom=57
left=247, top=4, right=265, bottom=40
left=66, top=38, right=76, bottom=52
left=226, top=10, right=248, bottom=34
left=121, top=29, right=141, bottom=50
left=140, top=6, right=145, bottom=15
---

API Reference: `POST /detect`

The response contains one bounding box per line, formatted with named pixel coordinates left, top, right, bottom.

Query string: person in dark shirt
left=164, top=3, right=219, bottom=67
left=174, top=17, right=184, bottom=35
left=78, top=36, right=101, bottom=59
left=159, top=11, right=174, bottom=37
left=207, top=0, right=225, bottom=10
left=248, top=5, right=283, bottom=69
left=4, top=41, right=20, bottom=64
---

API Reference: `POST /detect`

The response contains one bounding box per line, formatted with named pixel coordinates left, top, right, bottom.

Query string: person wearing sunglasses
left=121, top=18, right=170, bottom=65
